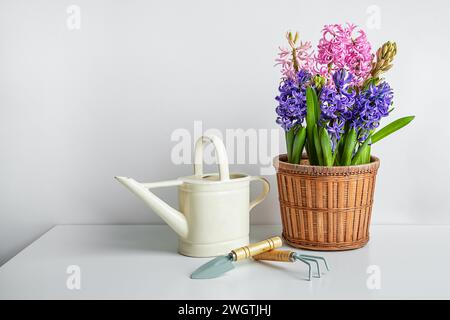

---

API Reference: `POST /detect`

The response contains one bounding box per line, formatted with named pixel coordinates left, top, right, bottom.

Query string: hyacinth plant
left=275, top=24, right=414, bottom=166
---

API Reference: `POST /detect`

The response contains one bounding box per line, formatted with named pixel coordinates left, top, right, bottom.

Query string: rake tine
left=294, top=256, right=312, bottom=281
left=300, top=257, right=321, bottom=278
left=299, top=254, right=330, bottom=271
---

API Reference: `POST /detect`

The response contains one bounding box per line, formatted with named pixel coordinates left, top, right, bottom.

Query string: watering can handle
left=194, top=135, right=230, bottom=181
left=249, top=176, right=270, bottom=211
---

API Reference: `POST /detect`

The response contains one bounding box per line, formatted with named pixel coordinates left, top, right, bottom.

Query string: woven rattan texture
left=274, top=154, right=380, bottom=251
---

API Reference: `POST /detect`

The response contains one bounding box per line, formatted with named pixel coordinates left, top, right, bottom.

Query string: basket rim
left=273, top=154, right=380, bottom=175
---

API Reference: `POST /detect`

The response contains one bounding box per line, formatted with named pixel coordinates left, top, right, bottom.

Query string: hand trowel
left=191, top=236, right=282, bottom=279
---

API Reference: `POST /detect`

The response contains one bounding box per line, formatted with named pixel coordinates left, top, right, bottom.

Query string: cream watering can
left=115, top=135, right=270, bottom=257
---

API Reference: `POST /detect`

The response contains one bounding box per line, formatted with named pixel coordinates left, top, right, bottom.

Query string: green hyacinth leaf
left=351, top=135, right=372, bottom=165
left=312, top=88, right=320, bottom=123
left=305, top=143, right=310, bottom=161
left=285, top=127, right=295, bottom=163
left=371, top=116, right=415, bottom=144
left=320, top=127, right=333, bottom=167
left=334, top=130, right=347, bottom=166
left=313, top=124, right=323, bottom=166
left=363, top=145, right=372, bottom=164
left=332, top=138, right=343, bottom=166
left=306, top=87, right=318, bottom=164
left=292, top=127, right=307, bottom=164
left=341, top=128, right=357, bottom=166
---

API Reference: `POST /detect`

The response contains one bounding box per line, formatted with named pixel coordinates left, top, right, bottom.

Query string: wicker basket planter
left=274, top=154, right=380, bottom=251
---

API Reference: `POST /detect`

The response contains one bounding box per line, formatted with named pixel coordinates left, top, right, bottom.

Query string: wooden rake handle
left=231, top=236, right=282, bottom=261
left=253, top=249, right=295, bottom=262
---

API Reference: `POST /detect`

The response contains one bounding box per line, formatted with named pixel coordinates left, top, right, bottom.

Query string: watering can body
left=115, top=135, right=270, bottom=257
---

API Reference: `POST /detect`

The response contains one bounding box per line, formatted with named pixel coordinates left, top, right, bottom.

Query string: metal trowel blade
left=190, top=254, right=234, bottom=279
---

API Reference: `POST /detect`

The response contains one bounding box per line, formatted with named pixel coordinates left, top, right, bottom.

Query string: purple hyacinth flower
left=275, top=69, right=312, bottom=131
left=333, top=69, right=354, bottom=91
left=352, top=81, right=394, bottom=141
left=319, top=69, right=356, bottom=147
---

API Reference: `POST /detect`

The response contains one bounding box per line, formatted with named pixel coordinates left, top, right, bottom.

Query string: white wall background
left=1, top=0, right=449, bottom=265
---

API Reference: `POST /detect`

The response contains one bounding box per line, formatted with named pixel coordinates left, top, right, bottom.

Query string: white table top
left=0, top=225, right=449, bottom=300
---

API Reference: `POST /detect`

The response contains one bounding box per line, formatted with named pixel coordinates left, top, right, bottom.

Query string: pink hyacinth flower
left=344, top=28, right=373, bottom=84
left=275, top=32, right=315, bottom=80
left=315, top=23, right=373, bottom=85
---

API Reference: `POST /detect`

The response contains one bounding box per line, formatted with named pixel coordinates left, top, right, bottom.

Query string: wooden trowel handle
left=231, top=236, right=282, bottom=261
left=253, top=249, right=295, bottom=262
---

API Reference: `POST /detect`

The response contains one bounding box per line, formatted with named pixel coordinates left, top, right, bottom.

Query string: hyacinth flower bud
left=286, top=31, right=300, bottom=48
left=371, top=41, right=397, bottom=78
left=376, top=48, right=382, bottom=60
left=313, top=75, right=326, bottom=90
left=382, top=42, right=389, bottom=56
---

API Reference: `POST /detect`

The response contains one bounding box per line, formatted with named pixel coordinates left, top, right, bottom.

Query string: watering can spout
left=115, top=176, right=188, bottom=238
